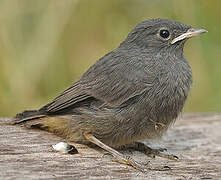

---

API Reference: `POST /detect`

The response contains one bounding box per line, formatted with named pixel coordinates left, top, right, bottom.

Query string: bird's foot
left=111, top=154, right=171, bottom=172
left=111, top=155, right=147, bottom=172
left=134, top=142, right=179, bottom=160
left=84, top=133, right=172, bottom=172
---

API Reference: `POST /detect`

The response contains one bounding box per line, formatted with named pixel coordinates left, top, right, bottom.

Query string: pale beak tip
left=196, top=28, right=208, bottom=34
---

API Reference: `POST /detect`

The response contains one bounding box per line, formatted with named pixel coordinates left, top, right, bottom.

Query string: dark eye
left=159, top=29, right=170, bottom=39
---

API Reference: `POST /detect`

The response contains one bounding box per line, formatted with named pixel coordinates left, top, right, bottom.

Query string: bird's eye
left=159, top=29, right=170, bottom=39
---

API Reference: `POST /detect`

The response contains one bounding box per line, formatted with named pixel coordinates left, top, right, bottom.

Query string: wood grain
left=1, top=113, right=221, bottom=179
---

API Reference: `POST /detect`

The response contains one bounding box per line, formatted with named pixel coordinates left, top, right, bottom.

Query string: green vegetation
left=0, top=0, right=220, bottom=116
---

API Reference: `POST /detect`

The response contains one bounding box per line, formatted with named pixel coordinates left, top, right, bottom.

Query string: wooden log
left=1, top=113, right=221, bottom=179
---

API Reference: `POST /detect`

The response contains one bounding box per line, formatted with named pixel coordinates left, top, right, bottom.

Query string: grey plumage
left=14, top=18, right=206, bottom=149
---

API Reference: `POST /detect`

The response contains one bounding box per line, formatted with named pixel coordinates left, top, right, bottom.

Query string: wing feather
left=41, top=51, right=154, bottom=113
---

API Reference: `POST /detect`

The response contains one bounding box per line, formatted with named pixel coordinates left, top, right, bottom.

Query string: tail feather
left=12, top=110, right=46, bottom=125
left=12, top=110, right=82, bottom=142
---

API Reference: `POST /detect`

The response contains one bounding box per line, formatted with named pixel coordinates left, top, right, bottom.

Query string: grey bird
left=12, top=18, right=207, bottom=171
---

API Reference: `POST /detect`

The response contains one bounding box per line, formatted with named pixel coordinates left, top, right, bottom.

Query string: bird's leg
left=127, top=142, right=178, bottom=160
left=83, top=133, right=147, bottom=172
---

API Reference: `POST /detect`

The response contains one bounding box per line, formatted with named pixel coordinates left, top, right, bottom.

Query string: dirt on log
left=1, top=113, right=221, bottom=179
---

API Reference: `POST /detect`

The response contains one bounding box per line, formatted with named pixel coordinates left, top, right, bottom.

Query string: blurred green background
left=0, top=0, right=220, bottom=116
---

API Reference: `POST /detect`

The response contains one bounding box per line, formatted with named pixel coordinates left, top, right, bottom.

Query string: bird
left=12, top=18, right=207, bottom=171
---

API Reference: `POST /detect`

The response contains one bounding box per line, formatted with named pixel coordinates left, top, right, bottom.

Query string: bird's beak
left=171, top=28, right=208, bottom=44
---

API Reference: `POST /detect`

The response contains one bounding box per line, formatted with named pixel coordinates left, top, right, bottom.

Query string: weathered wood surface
left=1, top=113, right=221, bottom=180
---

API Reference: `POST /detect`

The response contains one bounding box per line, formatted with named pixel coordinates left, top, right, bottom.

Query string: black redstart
left=13, top=18, right=207, bottom=171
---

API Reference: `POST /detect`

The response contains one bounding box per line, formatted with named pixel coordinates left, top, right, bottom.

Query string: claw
left=132, top=142, right=179, bottom=161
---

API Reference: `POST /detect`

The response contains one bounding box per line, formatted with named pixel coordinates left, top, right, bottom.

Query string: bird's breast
left=140, top=58, right=192, bottom=128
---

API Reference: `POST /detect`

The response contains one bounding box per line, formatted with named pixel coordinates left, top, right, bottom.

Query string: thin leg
left=83, top=133, right=170, bottom=171
left=83, top=133, right=146, bottom=172
left=127, top=142, right=178, bottom=160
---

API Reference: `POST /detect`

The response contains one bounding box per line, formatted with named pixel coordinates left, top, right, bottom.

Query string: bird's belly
left=124, top=81, right=190, bottom=141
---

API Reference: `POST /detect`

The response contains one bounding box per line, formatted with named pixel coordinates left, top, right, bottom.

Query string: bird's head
left=122, top=18, right=207, bottom=54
